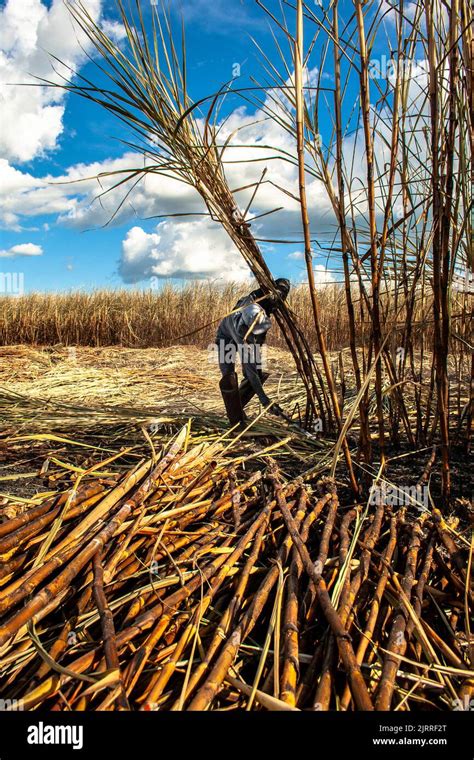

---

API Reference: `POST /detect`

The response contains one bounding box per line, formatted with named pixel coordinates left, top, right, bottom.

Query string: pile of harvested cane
left=0, top=423, right=472, bottom=711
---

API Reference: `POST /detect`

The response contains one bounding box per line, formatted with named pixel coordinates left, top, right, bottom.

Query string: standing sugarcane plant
left=251, top=0, right=471, bottom=498
left=293, top=0, right=359, bottom=493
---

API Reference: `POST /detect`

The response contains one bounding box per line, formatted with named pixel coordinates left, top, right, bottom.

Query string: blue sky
left=0, top=0, right=402, bottom=293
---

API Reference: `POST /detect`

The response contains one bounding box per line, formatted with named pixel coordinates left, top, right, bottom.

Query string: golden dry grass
left=1, top=343, right=469, bottom=439
left=0, top=343, right=298, bottom=412
left=0, top=282, right=462, bottom=351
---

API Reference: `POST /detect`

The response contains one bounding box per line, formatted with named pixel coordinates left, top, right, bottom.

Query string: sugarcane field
left=0, top=0, right=472, bottom=753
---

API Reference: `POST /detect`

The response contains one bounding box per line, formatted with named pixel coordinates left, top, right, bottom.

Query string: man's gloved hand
left=270, top=402, right=286, bottom=418
left=259, top=396, right=285, bottom=417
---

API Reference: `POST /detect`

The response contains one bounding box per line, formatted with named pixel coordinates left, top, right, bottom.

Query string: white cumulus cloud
left=298, top=264, right=336, bottom=289
left=313, top=264, right=335, bottom=287
left=0, top=157, right=77, bottom=230
left=0, top=241, right=43, bottom=257
left=120, top=220, right=252, bottom=284
left=0, top=0, right=124, bottom=163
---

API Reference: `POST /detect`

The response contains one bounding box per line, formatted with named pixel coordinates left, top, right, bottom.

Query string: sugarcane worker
left=215, top=278, right=291, bottom=425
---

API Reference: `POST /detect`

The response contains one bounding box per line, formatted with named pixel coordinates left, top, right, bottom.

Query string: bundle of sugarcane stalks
left=0, top=422, right=472, bottom=711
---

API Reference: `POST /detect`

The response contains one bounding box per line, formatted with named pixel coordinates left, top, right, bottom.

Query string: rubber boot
left=219, top=372, right=244, bottom=425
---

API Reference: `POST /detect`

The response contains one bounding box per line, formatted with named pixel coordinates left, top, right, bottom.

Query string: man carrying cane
left=215, top=278, right=291, bottom=425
